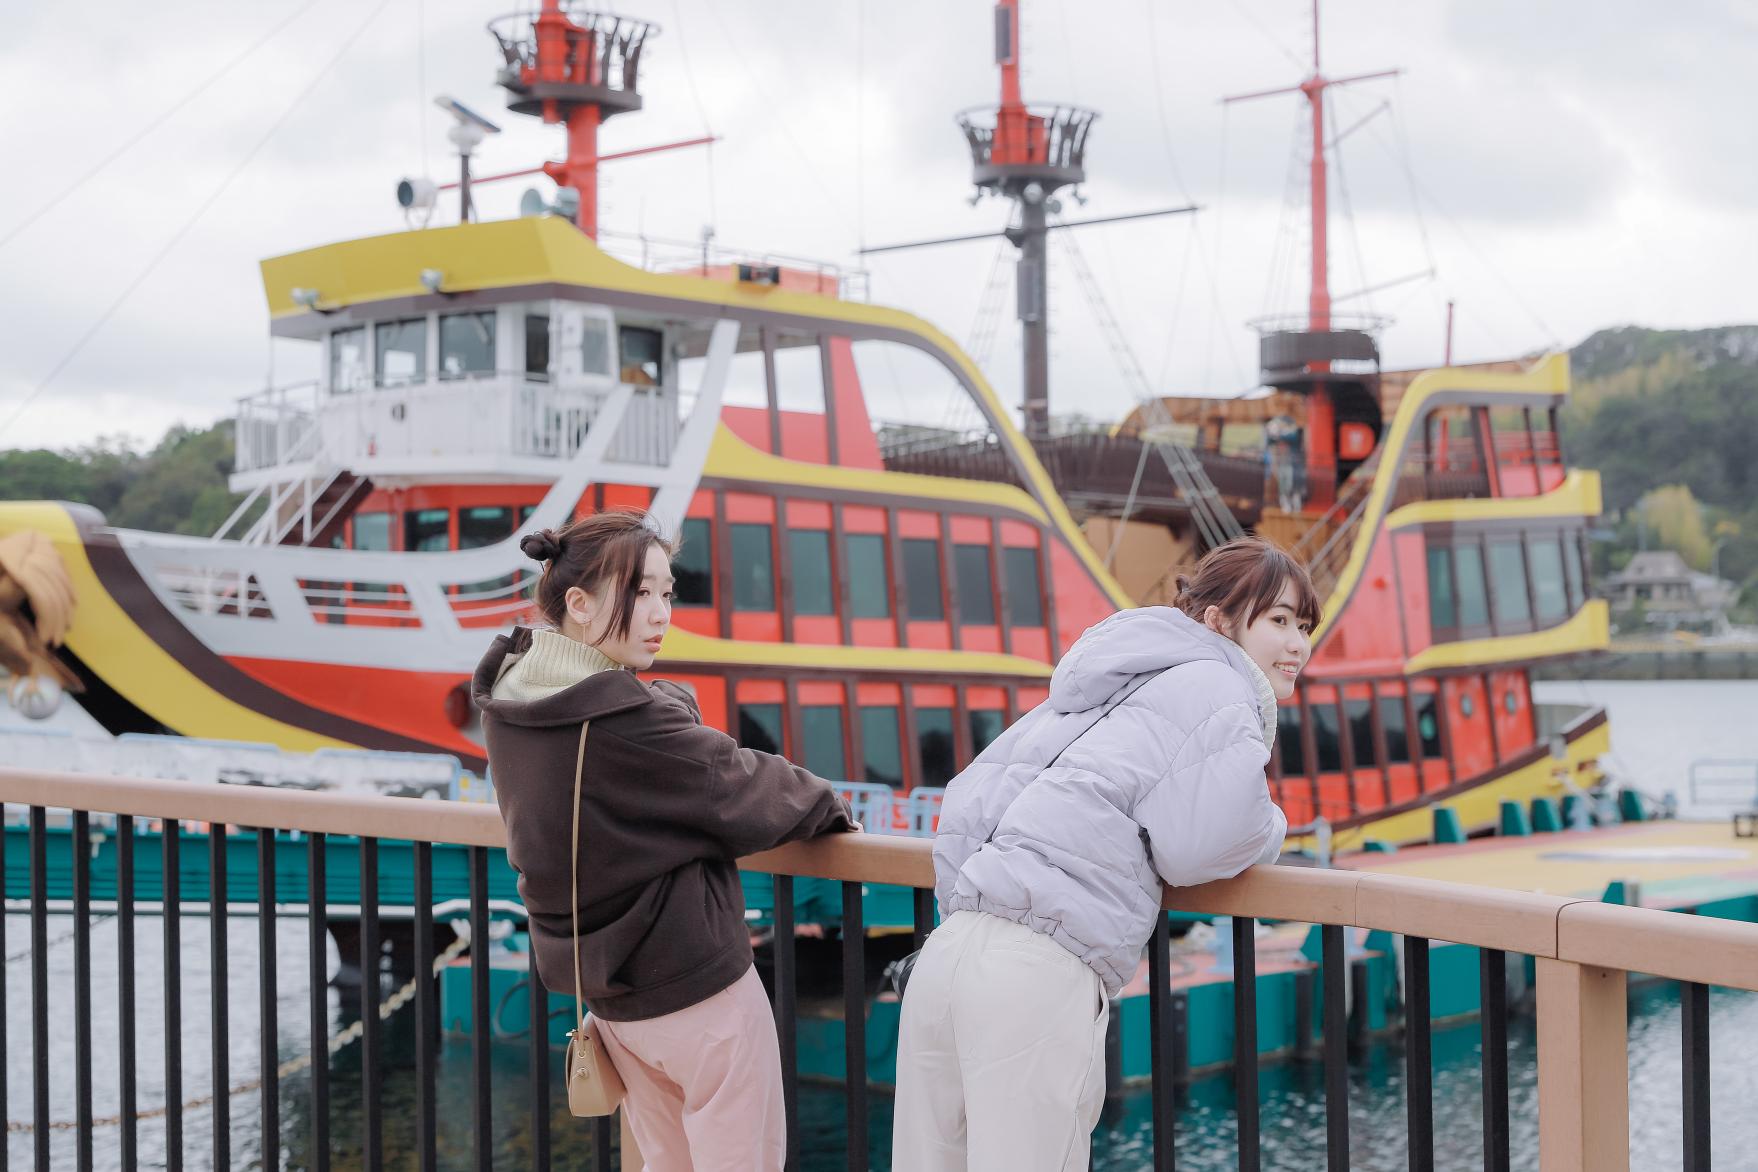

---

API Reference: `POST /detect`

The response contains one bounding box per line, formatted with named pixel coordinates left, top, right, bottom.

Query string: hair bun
left=519, top=529, right=562, bottom=562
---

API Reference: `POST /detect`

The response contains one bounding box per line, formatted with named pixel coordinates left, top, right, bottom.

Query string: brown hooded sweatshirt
left=473, top=627, right=856, bottom=1021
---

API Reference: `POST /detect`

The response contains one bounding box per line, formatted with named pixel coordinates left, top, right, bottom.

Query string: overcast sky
left=2, top=0, right=1755, bottom=452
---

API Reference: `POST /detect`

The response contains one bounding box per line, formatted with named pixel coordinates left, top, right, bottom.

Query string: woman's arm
left=1133, top=698, right=1286, bottom=887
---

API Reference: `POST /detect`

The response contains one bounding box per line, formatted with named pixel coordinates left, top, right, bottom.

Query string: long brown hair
left=1172, top=537, right=1321, bottom=634
left=520, top=508, right=679, bottom=642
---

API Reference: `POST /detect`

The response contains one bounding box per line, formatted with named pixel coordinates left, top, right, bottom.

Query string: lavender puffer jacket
left=934, top=606, right=1287, bottom=994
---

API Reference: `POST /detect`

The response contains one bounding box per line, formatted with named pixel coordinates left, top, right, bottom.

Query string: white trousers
left=891, top=911, right=1109, bottom=1172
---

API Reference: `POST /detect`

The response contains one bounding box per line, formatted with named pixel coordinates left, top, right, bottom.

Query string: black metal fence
left=2, top=784, right=1750, bottom=1171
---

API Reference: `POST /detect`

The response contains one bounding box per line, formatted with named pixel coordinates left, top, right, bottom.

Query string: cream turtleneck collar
left=490, top=628, right=624, bottom=702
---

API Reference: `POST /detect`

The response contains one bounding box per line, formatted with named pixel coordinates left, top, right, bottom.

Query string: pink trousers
left=593, top=966, right=786, bottom=1172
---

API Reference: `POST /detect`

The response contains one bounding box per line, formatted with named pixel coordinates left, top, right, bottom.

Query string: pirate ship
left=0, top=0, right=1608, bottom=844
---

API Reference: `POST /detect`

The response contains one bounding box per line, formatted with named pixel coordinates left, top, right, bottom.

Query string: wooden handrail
left=5, top=767, right=1755, bottom=993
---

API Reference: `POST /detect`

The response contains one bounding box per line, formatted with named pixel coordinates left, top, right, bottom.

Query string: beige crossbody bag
left=564, top=720, right=627, bottom=1116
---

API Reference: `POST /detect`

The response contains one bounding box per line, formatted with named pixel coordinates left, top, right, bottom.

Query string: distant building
left=1603, top=550, right=1738, bottom=631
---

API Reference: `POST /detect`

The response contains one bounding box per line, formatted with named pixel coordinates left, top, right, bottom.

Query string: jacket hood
left=1048, top=606, right=1259, bottom=714
left=472, top=628, right=653, bottom=728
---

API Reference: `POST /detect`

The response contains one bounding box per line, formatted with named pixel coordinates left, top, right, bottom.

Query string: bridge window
left=789, top=530, right=835, bottom=616
left=730, top=523, right=776, bottom=611
left=619, top=325, right=663, bottom=385
left=329, top=326, right=368, bottom=394
left=439, top=311, right=496, bottom=379
left=955, top=544, right=995, bottom=625
left=860, top=706, right=904, bottom=787
left=969, top=708, right=1006, bottom=756
left=903, top=539, right=944, bottom=621
left=1346, top=699, right=1377, bottom=768
left=375, top=318, right=427, bottom=387
left=405, top=508, right=449, bottom=552
left=1004, top=547, right=1044, bottom=627
left=581, top=317, right=612, bottom=376
left=1311, top=702, right=1343, bottom=773
left=1528, top=536, right=1569, bottom=623
left=802, top=705, right=846, bottom=780
left=845, top=534, right=890, bottom=618
left=1277, top=704, right=1305, bottom=776
left=1380, top=696, right=1410, bottom=764
left=1488, top=539, right=1531, bottom=627
left=738, top=703, right=783, bottom=755
left=525, top=313, right=550, bottom=380
left=674, top=518, right=713, bottom=607
left=917, top=707, right=956, bottom=787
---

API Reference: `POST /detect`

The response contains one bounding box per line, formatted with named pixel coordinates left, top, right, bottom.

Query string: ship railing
left=231, top=373, right=684, bottom=481
left=4, top=767, right=1753, bottom=1171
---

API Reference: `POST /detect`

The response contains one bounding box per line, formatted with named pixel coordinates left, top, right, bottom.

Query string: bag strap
left=570, top=720, right=592, bottom=1034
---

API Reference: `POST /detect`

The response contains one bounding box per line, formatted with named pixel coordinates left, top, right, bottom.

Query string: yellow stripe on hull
left=1290, top=718, right=1613, bottom=849
left=0, top=503, right=355, bottom=751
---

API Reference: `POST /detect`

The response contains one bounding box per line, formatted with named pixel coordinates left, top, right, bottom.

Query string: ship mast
left=957, top=1, right=1098, bottom=441
left=487, top=3, right=657, bottom=239
left=1225, top=0, right=1397, bottom=509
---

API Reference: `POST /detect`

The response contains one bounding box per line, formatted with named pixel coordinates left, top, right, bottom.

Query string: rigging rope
left=0, top=0, right=397, bottom=437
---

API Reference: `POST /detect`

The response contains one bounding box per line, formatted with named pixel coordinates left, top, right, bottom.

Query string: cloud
left=1, top=0, right=1755, bottom=456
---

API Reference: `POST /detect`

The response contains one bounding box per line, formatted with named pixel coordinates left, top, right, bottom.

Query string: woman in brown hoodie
left=473, top=508, right=856, bottom=1171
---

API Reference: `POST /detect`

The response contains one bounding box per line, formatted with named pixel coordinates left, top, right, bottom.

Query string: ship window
left=1426, top=547, right=1456, bottom=631
left=955, top=544, right=995, bottom=625
left=439, top=311, right=496, bottom=379
left=1310, top=702, right=1343, bottom=773
left=1528, top=536, right=1569, bottom=623
left=457, top=506, right=514, bottom=550
left=1380, top=697, right=1410, bottom=764
left=1345, top=699, right=1377, bottom=768
left=351, top=512, right=391, bottom=551
left=802, top=705, right=846, bottom=780
left=1455, top=544, right=1490, bottom=628
left=1488, top=539, right=1532, bottom=626
left=619, top=325, right=663, bottom=386
left=404, top=508, right=449, bottom=552
left=1412, top=692, right=1443, bottom=758
left=903, top=539, right=944, bottom=621
left=375, top=318, right=427, bottom=387
left=917, top=707, right=956, bottom=787
left=845, top=534, right=890, bottom=619
left=674, top=518, right=713, bottom=607
left=969, top=709, right=1006, bottom=756
left=1277, top=704, right=1306, bottom=776
left=789, top=530, right=835, bottom=616
left=581, top=318, right=612, bottom=376
left=1003, top=547, right=1044, bottom=627
left=1563, top=532, right=1584, bottom=610
left=730, top=523, right=776, bottom=611
left=329, top=326, right=368, bottom=394
left=525, top=313, right=551, bottom=380
left=738, top=703, right=783, bottom=755
left=772, top=332, right=826, bottom=413
left=860, top=706, right=904, bottom=787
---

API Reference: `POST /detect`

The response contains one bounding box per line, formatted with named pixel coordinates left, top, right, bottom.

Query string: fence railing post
left=1534, top=959, right=1629, bottom=1172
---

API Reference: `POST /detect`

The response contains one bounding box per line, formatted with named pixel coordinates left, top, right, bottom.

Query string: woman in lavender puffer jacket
left=892, top=537, right=1320, bottom=1171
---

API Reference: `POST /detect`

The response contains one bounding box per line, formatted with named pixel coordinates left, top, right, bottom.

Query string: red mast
left=1226, top=1, right=1396, bottom=510
left=488, top=4, right=656, bottom=239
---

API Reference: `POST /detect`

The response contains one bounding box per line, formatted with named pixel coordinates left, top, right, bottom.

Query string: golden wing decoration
left=0, top=531, right=82, bottom=693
